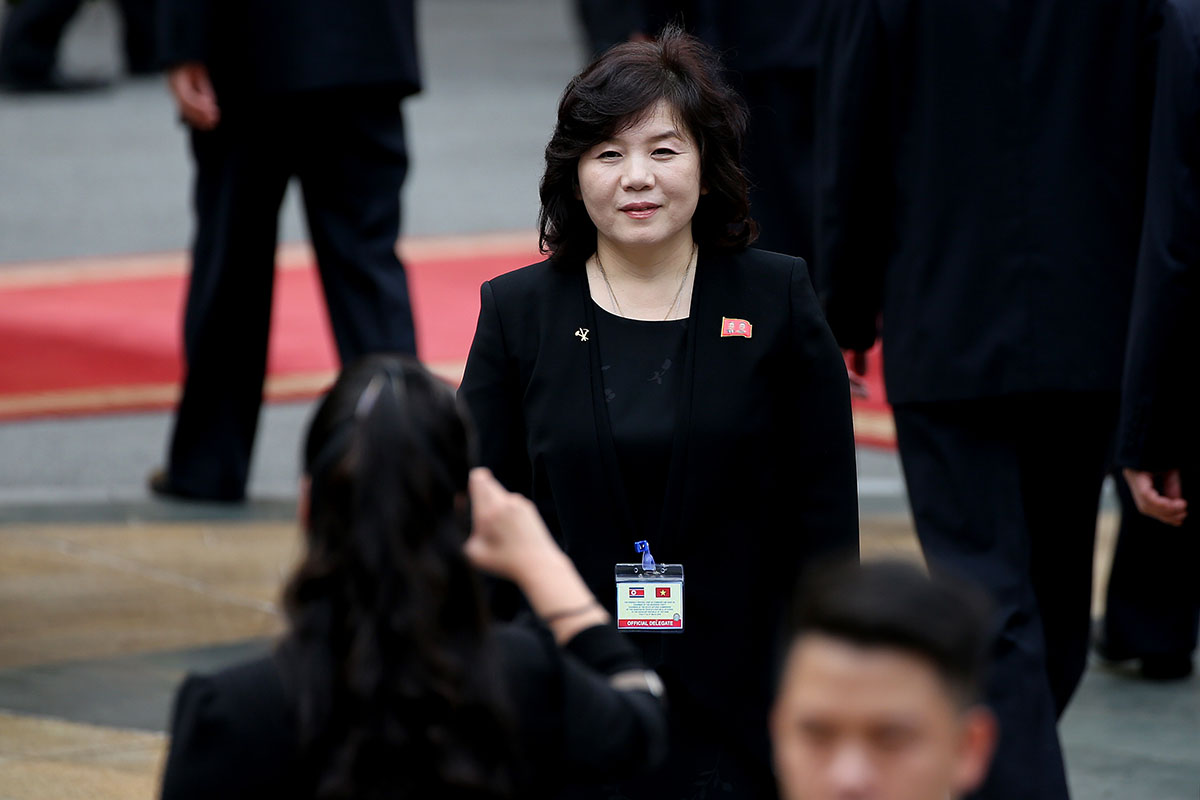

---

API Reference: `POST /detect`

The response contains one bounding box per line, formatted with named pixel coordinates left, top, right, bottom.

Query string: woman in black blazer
left=160, top=356, right=667, bottom=800
left=460, top=28, right=859, bottom=800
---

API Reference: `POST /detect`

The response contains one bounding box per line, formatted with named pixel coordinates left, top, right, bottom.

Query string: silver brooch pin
left=575, top=328, right=589, bottom=342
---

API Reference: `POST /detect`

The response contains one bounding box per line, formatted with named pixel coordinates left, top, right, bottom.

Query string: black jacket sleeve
left=499, top=622, right=668, bottom=784
left=787, top=258, right=861, bottom=564
left=558, top=625, right=669, bottom=777
left=1117, top=0, right=1200, bottom=470
left=460, top=280, right=533, bottom=498
left=157, top=0, right=211, bottom=67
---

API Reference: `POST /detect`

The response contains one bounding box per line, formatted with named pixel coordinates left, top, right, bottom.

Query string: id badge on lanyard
left=614, top=540, right=684, bottom=632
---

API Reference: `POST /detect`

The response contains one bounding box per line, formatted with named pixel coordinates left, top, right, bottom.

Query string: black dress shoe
left=1094, top=620, right=1195, bottom=681
left=148, top=468, right=245, bottom=504
left=0, top=70, right=113, bottom=94
left=1138, top=653, right=1195, bottom=681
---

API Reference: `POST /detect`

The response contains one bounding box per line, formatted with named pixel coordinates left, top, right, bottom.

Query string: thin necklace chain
left=595, top=244, right=697, bottom=320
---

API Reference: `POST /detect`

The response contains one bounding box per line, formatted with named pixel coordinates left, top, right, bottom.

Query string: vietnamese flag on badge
left=656, top=587, right=671, bottom=598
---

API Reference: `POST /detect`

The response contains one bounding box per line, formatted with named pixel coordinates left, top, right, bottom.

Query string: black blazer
left=158, top=0, right=420, bottom=99
left=1118, top=0, right=1200, bottom=470
left=160, top=624, right=666, bottom=800
left=815, top=0, right=1163, bottom=404
left=459, top=247, right=859, bottom=768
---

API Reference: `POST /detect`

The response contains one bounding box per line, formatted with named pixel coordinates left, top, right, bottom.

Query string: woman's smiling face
left=576, top=100, right=704, bottom=257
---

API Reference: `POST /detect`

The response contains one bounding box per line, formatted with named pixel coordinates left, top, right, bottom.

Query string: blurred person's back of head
left=284, top=354, right=516, bottom=799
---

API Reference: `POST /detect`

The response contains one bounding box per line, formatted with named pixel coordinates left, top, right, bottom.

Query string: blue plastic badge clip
left=634, top=540, right=657, bottom=572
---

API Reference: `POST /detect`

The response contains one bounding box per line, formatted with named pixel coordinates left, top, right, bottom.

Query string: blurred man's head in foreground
left=772, top=560, right=997, bottom=800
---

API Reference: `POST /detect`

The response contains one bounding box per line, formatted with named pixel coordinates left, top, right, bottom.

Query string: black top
left=815, top=0, right=1162, bottom=403
left=459, top=247, right=859, bottom=799
left=594, top=304, right=689, bottom=542
left=159, top=623, right=667, bottom=800
left=1118, top=0, right=1200, bottom=470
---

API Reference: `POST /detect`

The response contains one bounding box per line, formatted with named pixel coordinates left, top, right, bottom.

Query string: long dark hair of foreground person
left=539, top=24, right=757, bottom=264
left=280, top=355, right=515, bottom=799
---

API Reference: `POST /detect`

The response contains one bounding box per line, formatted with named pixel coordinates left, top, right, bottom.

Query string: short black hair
left=788, top=560, right=992, bottom=707
left=538, top=25, right=757, bottom=265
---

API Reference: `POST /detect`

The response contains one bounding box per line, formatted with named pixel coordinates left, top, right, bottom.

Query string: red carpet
left=0, top=233, right=894, bottom=446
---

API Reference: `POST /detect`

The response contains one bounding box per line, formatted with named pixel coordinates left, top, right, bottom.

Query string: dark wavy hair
left=280, top=355, right=515, bottom=800
left=538, top=25, right=757, bottom=265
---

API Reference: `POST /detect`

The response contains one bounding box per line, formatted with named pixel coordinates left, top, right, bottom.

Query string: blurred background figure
left=574, top=0, right=646, bottom=56
left=0, top=0, right=155, bottom=92
left=772, top=560, right=996, bottom=800
left=1102, top=0, right=1200, bottom=684
left=815, top=2, right=1162, bottom=798
left=159, top=356, right=668, bottom=799
left=707, top=0, right=823, bottom=260
left=1097, top=479, right=1196, bottom=680
left=572, top=0, right=700, bottom=58
left=149, top=0, right=421, bottom=503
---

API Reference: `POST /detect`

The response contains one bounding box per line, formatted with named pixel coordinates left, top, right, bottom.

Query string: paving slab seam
left=14, top=529, right=282, bottom=616
left=0, top=708, right=169, bottom=742
left=0, top=499, right=300, bottom=525
left=0, top=732, right=167, bottom=760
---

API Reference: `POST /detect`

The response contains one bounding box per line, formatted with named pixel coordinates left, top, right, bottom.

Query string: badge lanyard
left=614, top=540, right=685, bottom=632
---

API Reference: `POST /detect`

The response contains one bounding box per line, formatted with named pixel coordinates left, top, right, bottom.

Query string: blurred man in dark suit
left=1098, top=479, right=1196, bottom=681
left=1104, top=0, right=1200, bottom=684
left=815, top=2, right=1162, bottom=797
left=707, top=0, right=823, bottom=261
left=150, top=0, right=420, bottom=502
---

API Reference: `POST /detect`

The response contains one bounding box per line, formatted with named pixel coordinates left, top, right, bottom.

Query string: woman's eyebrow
left=599, top=128, right=685, bottom=149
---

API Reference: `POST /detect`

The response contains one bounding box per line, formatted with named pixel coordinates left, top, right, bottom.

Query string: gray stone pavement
left=0, top=1, right=1195, bottom=797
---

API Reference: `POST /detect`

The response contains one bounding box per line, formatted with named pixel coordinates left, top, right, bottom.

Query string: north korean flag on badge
left=656, top=587, right=672, bottom=598
left=629, top=587, right=645, bottom=598
left=721, top=317, right=753, bottom=338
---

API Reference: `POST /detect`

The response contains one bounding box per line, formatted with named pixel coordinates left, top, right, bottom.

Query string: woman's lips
left=621, top=204, right=659, bottom=219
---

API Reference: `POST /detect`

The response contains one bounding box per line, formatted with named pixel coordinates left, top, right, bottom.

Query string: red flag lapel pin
left=720, top=317, right=752, bottom=338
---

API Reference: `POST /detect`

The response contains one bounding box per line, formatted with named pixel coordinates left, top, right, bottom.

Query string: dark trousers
left=892, top=392, right=1118, bottom=800
left=734, top=68, right=816, bottom=261
left=1104, top=468, right=1200, bottom=657
left=165, top=90, right=416, bottom=500
left=0, top=0, right=156, bottom=79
